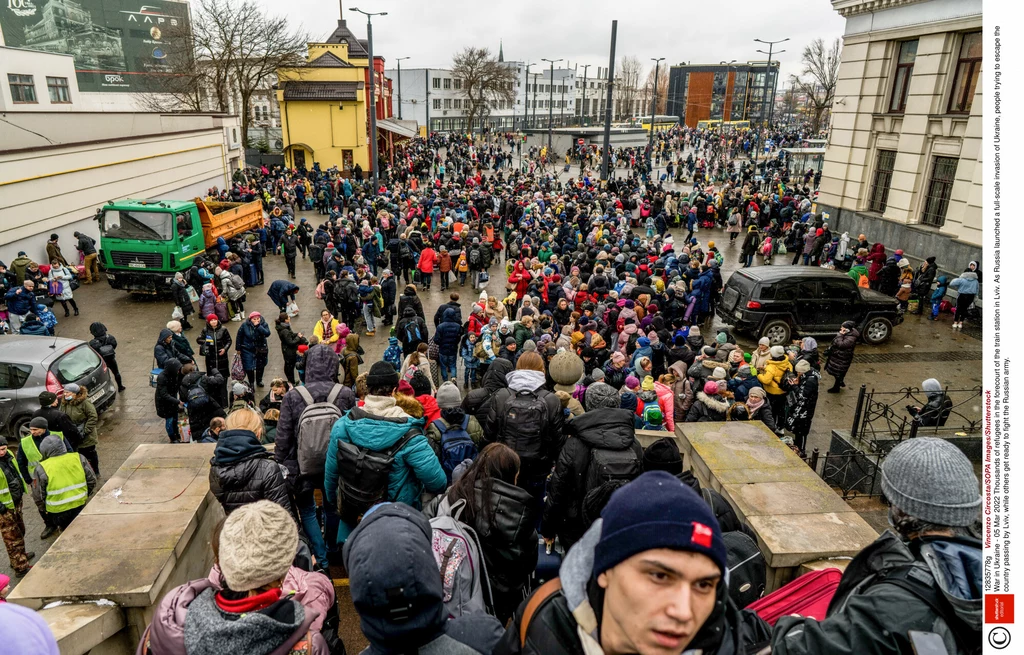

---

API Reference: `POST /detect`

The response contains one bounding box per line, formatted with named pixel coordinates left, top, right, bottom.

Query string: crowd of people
left=0, top=128, right=982, bottom=654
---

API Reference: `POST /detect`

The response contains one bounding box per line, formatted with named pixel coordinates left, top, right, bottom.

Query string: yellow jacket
left=757, top=357, right=793, bottom=395
left=313, top=318, right=340, bottom=344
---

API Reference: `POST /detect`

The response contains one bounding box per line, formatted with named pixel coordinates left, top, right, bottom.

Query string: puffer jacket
left=434, top=308, right=464, bottom=357
left=275, top=345, right=355, bottom=497
left=757, top=356, right=794, bottom=395
left=154, top=359, right=182, bottom=419
left=542, top=408, right=641, bottom=551
left=209, top=429, right=292, bottom=515
left=772, top=531, right=981, bottom=655
left=685, top=392, right=731, bottom=422
left=206, top=564, right=335, bottom=633
left=668, top=360, right=696, bottom=419
left=483, top=369, right=565, bottom=481
left=824, top=329, right=859, bottom=377
left=462, top=358, right=514, bottom=419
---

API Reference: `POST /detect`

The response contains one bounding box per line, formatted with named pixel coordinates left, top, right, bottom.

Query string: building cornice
left=832, top=0, right=929, bottom=17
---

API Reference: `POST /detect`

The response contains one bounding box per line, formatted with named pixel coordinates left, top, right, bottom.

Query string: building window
left=453, top=78, right=462, bottom=90
left=921, top=156, right=959, bottom=227
left=432, top=77, right=441, bottom=89
left=46, top=76, right=71, bottom=103
left=948, top=32, right=982, bottom=113
left=443, top=98, right=452, bottom=109
left=869, top=150, right=897, bottom=213
left=889, top=40, right=918, bottom=113
left=8, top=74, right=36, bottom=103
left=432, top=98, right=441, bottom=110
left=453, top=98, right=461, bottom=109
left=443, top=78, right=451, bottom=89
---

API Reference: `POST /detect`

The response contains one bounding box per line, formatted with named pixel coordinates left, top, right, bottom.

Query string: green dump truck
left=97, top=198, right=264, bottom=292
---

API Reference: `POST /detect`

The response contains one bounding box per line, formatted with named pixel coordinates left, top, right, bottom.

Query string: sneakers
left=231, top=315, right=242, bottom=322
left=952, top=322, right=962, bottom=330
left=365, top=331, right=375, bottom=337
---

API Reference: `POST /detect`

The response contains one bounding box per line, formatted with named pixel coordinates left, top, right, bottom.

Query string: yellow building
left=276, top=19, right=369, bottom=173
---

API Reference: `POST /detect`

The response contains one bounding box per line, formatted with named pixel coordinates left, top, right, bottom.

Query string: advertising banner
left=0, top=0, right=191, bottom=92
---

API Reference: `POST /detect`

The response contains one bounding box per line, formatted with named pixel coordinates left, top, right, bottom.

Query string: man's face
left=24, top=282, right=34, bottom=293
left=0, top=445, right=7, bottom=458
left=597, top=549, right=721, bottom=655
left=29, top=427, right=46, bottom=438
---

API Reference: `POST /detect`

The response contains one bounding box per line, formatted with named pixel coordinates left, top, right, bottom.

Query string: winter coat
left=462, top=358, right=514, bottom=419
left=49, top=265, right=75, bottom=300
left=398, top=290, right=425, bottom=320
left=209, top=429, right=292, bottom=515
left=205, top=564, right=335, bottom=633
left=866, top=244, right=887, bottom=281
left=325, top=395, right=447, bottom=543
left=276, top=321, right=306, bottom=365
left=912, top=264, right=937, bottom=297
left=275, top=345, right=355, bottom=497
left=154, top=329, right=192, bottom=368
left=732, top=401, right=782, bottom=434
left=171, top=280, right=194, bottom=315
left=668, top=360, right=697, bottom=418
left=949, top=271, right=980, bottom=296
left=4, top=286, right=34, bottom=316
left=0, top=452, right=25, bottom=509
left=137, top=578, right=328, bottom=655
left=785, top=370, right=820, bottom=435
left=824, top=329, right=859, bottom=377
left=501, top=520, right=772, bottom=655
left=728, top=374, right=763, bottom=403
left=433, top=300, right=462, bottom=327
left=154, top=359, right=182, bottom=419
left=60, top=398, right=98, bottom=449
left=772, top=531, right=981, bottom=655
left=483, top=369, right=565, bottom=481
left=757, top=356, right=794, bottom=396
left=685, top=392, right=731, bottom=422
left=654, top=380, right=676, bottom=431
left=749, top=346, right=771, bottom=372
left=396, top=308, right=429, bottom=355
left=197, top=324, right=232, bottom=373
left=236, top=318, right=271, bottom=371
left=267, top=280, right=299, bottom=309
left=434, top=308, right=464, bottom=357
left=542, top=408, right=642, bottom=550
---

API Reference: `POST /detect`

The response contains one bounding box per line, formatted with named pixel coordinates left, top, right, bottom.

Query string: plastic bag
left=187, top=286, right=200, bottom=303
left=286, top=301, right=299, bottom=318
left=178, top=411, right=192, bottom=443
left=171, top=305, right=184, bottom=320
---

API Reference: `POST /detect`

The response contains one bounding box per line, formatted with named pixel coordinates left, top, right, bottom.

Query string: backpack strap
left=295, top=385, right=314, bottom=407
left=385, top=427, right=421, bottom=458
left=432, top=418, right=448, bottom=433
left=326, top=384, right=343, bottom=405
left=879, top=564, right=979, bottom=655
left=460, top=415, right=470, bottom=430
left=519, top=578, right=563, bottom=648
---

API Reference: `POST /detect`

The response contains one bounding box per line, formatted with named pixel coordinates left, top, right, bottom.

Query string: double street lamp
left=395, top=56, right=410, bottom=120
left=753, top=37, right=788, bottom=164
left=350, top=6, right=387, bottom=190
left=542, top=57, right=563, bottom=154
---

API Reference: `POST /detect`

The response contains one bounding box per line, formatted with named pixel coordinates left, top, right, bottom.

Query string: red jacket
left=418, top=248, right=437, bottom=273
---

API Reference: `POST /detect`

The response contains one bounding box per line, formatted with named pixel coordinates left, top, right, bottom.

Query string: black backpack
left=335, top=413, right=421, bottom=525
left=402, top=320, right=424, bottom=345
left=779, top=370, right=799, bottom=393
left=581, top=446, right=642, bottom=524
left=498, top=389, right=548, bottom=464
left=723, top=531, right=767, bottom=609
left=469, top=248, right=482, bottom=267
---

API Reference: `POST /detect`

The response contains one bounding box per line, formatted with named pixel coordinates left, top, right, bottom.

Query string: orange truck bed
left=195, top=198, right=265, bottom=249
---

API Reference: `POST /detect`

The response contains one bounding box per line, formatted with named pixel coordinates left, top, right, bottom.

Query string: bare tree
left=451, top=47, right=517, bottom=134
left=140, top=0, right=307, bottom=145
left=617, top=56, right=643, bottom=120
left=789, top=38, right=841, bottom=132
left=643, top=66, right=669, bottom=115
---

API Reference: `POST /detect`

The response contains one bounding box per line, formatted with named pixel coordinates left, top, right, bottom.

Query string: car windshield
left=53, top=346, right=100, bottom=383
left=101, top=210, right=174, bottom=241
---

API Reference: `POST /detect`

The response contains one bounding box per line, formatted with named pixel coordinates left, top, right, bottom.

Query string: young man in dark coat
left=824, top=320, right=859, bottom=393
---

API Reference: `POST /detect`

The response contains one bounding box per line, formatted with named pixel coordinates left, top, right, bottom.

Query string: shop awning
left=376, top=119, right=417, bottom=140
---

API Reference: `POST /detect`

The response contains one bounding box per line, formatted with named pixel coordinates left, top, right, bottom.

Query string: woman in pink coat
left=655, top=375, right=677, bottom=431
left=417, top=245, right=436, bottom=291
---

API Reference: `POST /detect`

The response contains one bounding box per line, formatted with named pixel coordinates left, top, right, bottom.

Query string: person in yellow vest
left=31, top=434, right=96, bottom=534
left=18, top=416, right=77, bottom=540
left=0, top=436, right=35, bottom=577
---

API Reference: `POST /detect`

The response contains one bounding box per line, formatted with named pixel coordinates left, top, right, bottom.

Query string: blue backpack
left=434, top=417, right=477, bottom=484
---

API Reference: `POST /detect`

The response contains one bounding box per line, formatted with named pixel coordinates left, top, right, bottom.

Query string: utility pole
left=531, top=72, right=541, bottom=130
left=580, top=64, right=591, bottom=126
left=647, top=57, right=664, bottom=173
left=753, top=37, right=788, bottom=165
left=350, top=6, right=388, bottom=190
left=520, top=63, right=533, bottom=131
left=542, top=58, right=563, bottom=154
left=395, top=56, right=409, bottom=120
left=600, top=20, right=617, bottom=181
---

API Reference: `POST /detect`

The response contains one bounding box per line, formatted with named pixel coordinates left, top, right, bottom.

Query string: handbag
left=230, top=352, right=246, bottom=380
left=69, top=270, right=80, bottom=291
left=150, top=358, right=162, bottom=388
left=427, top=336, right=440, bottom=361
left=48, top=279, right=64, bottom=296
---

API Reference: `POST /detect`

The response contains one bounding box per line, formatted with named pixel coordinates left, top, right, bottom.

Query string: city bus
left=696, top=119, right=722, bottom=130
left=723, top=120, right=751, bottom=131
left=639, top=115, right=680, bottom=132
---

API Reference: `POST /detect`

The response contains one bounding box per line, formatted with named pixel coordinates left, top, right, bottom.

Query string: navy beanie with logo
left=594, top=471, right=727, bottom=575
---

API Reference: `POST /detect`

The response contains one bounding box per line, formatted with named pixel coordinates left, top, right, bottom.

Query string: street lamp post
left=647, top=57, right=664, bottom=174
left=531, top=72, right=541, bottom=130
left=753, top=37, right=788, bottom=165
left=580, top=64, right=591, bottom=126
left=520, top=63, right=534, bottom=131
left=542, top=58, right=563, bottom=155
left=395, top=56, right=410, bottom=120
left=350, top=6, right=388, bottom=191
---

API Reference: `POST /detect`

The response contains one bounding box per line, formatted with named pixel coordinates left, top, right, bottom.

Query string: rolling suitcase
left=533, top=539, right=562, bottom=587
left=745, top=567, right=843, bottom=624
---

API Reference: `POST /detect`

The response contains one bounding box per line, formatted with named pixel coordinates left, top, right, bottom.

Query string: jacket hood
left=343, top=503, right=446, bottom=650
left=402, top=306, right=416, bottom=318
left=89, top=322, right=107, bottom=338
left=506, top=369, right=546, bottom=393
left=304, top=344, right=339, bottom=383
left=212, top=429, right=267, bottom=465
left=395, top=393, right=426, bottom=419
left=387, top=336, right=399, bottom=347
left=442, top=307, right=458, bottom=323
left=163, top=358, right=182, bottom=376
left=571, top=408, right=637, bottom=449
left=481, top=359, right=514, bottom=391
left=960, top=271, right=978, bottom=281
left=921, top=537, right=983, bottom=630
left=158, top=328, right=174, bottom=344
left=696, top=392, right=731, bottom=413
left=668, top=360, right=689, bottom=379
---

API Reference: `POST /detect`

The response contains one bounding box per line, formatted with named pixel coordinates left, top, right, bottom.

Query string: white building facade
left=818, top=0, right=982, bottom=271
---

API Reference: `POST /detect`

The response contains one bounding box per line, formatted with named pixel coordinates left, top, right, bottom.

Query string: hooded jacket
left=483, top=369, right=565, bottom=480
left=324, top=395, right=446, bottom=543
left=757, top=356, right=794, bottom=396
left=500, top=520, right=772, bottom=655
left=462, top=358, right=514, bottom=418
left=343, top=503, right=503, bottom=655
left=209, top=429, right=292, bottom=515
left=542, top=408, right=642, bottom=551
left=772, top=531, right=981, bottom=655
left=949, top=271, right=979, bottom=296
left=89, top=322, right=118, bottom=362
left=435, top=308, right=464, bottom=357
left=685, top=391, right=731, bottom=422
left=155, top=329, right=192, bottom=369
left=396, top=307, right=429, bottom=355
left=274, top=345, right=355, bottom=496
left=155, top=358, right=183, bottom=419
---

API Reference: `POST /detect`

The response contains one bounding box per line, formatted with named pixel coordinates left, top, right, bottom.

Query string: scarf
left=746, top=394, right=766, bottom=413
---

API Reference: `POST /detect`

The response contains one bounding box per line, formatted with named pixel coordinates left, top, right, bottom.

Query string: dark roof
left=308, top=51, right=353, bottom=68
left=281, top=81, right=362, bottom=101
left=325, top=20, right=368, bottom=58
left=734, top=265, right=852, bottom=283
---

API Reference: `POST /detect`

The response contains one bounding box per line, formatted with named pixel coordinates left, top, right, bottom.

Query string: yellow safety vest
left=20, top=432, right=63, bottom=481
left=40, top=452, right=88, bottom=514
left=0, top=465, right=27, bottom=510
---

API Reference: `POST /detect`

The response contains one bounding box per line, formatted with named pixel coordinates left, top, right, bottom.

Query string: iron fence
left=806, top=448, right=886, bottom=500
left=850, top=384, right=982, bottom=454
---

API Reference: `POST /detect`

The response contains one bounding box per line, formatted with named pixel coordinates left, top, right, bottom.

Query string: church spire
left=498, top=40, right=504, bottom=62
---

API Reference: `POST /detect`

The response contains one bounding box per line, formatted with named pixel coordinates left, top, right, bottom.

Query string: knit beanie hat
left=880, top=438, right=981, bottom=527
left=770, top=345, right=785, bottom=358
left=716, top=332, right=728, bottom=345
left=219, top=500, right=298, bottom=592
left=549, top=350, right=585, bottom=392
left=585, top=382, right=621, bottom=411
left=737, top=364, right=751, bottom=378
left=641, top=376, right=655, bottom=391
left=232, top=382, right=247, bottom=396
left=435, top=382, right=462, bottom=409
left=703, top=381, right=719, bottom=395
left=642, top=437, right=683, bottom=475
left=710, top=367, right=727, bottom=381
left=688, top=326, right=701, bottom=337
left=625, top=375, right=640, bottom=390
left=702, top=346, right=718, bottom=358
left=522, top=340, right=538, bottom=352
left=758, top=337, right=770, bottom=347
left=795, top=360, right=811, bottom=374
left=594, top=472, right=727, bottom=575
left=367, top=361, right=399, bottom=390
left=591, top=368, right=606, bottom=382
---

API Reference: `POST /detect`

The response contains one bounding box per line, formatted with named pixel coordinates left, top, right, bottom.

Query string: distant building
left=818, top=0, right=982, bottom=267
left=666, top=61, right=780, bottom=127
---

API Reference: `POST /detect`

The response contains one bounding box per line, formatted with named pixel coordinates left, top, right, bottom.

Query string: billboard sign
left=1, top=0, right=191, bottom=92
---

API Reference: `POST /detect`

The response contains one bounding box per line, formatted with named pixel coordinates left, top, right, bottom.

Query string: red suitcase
left=745, top=567, right=843, bottom=625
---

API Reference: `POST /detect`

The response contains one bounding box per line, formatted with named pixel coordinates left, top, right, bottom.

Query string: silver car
left=0, top=336, right=117, bottom=439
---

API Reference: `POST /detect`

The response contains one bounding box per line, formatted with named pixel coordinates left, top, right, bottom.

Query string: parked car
left=716, top=266, right=904, bottom=346
left=0, top=336, right=117, bottom=439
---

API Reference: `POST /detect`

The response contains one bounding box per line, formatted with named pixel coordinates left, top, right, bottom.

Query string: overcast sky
left=250, top=0, right=847, bottom=83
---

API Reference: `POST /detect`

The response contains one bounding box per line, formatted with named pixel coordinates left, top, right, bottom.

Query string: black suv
left=717, top=266, right=903, bottom=345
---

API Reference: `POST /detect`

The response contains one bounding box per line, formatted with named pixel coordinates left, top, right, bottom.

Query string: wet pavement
left=2, top=187, right=982, bottom=648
